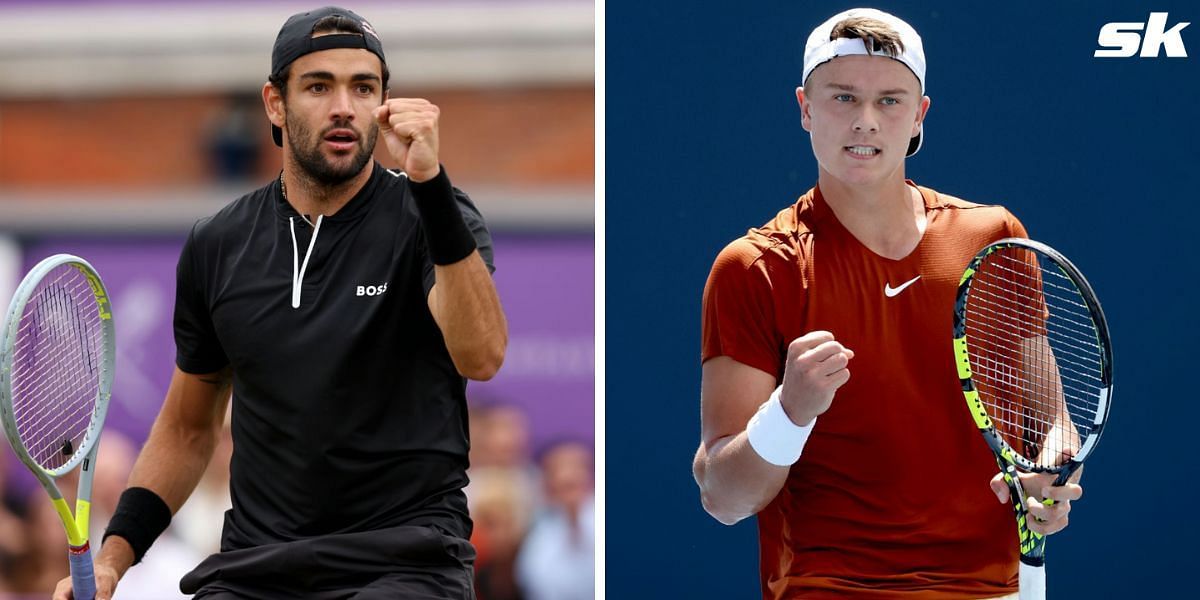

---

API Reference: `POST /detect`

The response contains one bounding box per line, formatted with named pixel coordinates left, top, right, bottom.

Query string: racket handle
left=68, top=543, right=97, bottom=600
left=1018, top=560, right=1046, bottom=600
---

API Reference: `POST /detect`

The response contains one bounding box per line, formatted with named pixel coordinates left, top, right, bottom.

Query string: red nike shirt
left=702, top=183, right=1028, bottom=599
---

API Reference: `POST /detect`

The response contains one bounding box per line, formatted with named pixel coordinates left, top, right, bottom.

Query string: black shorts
left=181, top=525, right=476, bottom=600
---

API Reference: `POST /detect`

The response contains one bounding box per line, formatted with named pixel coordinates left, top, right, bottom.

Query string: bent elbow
left=699, top=489, right=749, bottom=526
left=456, top=341, right=506, bottom=382
left=461, top=359, right=500, bottom=382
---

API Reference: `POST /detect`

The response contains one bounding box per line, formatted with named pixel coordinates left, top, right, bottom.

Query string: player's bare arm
left=694, top=358, right=785, bottom=525
left=128, top=366, right=233, bottom=511
left=694, top=331, right=853, bottom=525
left=375, top=98, right=507, bottom=381
left=427, top=259, right=507, bottom=381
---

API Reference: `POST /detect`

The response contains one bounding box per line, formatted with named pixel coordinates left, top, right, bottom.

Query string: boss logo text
left=356, top=283, right=388, bottom=297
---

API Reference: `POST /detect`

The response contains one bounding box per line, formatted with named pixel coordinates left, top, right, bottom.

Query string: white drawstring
left=289, top=214, right=324, bottom=309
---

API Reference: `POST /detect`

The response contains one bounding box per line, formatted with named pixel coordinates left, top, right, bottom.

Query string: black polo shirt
left=174, top=162, right=493, bottom=552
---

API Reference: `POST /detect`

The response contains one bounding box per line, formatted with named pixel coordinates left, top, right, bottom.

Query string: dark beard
left=285, top=114, right=378, bottom=186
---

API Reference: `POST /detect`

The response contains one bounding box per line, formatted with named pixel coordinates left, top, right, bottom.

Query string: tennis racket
left=0, top=254, right=115, bottom=600
left=952, top=238, right=1113, bottom=600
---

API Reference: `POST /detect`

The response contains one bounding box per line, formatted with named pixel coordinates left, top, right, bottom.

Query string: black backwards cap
left=269, top=6, right=387, bottom=146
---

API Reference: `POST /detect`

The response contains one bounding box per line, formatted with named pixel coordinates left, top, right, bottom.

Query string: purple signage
left=475, top=236, right=595, bottom=448
left=20, top=238, right=181, bottom=445
left=5, top=234, right=593, bottom=483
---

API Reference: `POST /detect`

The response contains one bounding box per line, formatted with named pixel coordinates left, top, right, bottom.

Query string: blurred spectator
left=0, top=434, right=204, bottom=598
left=472, top=473, right=529, bottom=600
left=471, top=402, right=533, bottom=470
left=467, top=403, right=540, bottom=600
left=516, top=439, right=594, bottom=600
left=467, top=403, right=539, bottom=517
left=6, top=471, right=77, bottom=595
left=0, top=456, right=28, bottom=594
left=90, top=431, right=137, bottom=533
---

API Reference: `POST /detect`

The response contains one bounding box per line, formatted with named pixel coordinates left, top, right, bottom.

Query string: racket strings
left=31, top=275, right=103, bottom=459
left=964, top=248, right=1104, bottom=466
left=975, top=260, right=1095, bottom=311
left=19, top=289, right=102, bottom=468
left=8, top=266, right=103, bottom=472
left=968, top=355, right=1100, bottom=426
left=970, top=365, right=1090, bottom=456
left=967, top=285, right=1103, bottom=358
left=965, top=349, right=1100, bottom=418
left=12, top=283, right=100, bottom=466
left=965, top=327, right=1102, bottom=385
left=20, top=358, right=96, bottom=462
left=970, top=288, right=1101, bottom=449
left=969, top=284, right=1099, bottom=350
left=964, top=266, right=1099, bottom=336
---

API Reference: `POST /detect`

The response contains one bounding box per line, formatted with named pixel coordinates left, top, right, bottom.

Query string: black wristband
left=102, top=487, right=172, bottom=565
left=410, top=166, right=477, bottom=265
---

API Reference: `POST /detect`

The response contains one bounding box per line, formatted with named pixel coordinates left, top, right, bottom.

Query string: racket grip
left=1018, top=560, right=1046, bottom=600
left=68, top=543, right=97, bottom=600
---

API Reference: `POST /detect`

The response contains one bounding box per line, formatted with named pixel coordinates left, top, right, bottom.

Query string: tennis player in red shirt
left=693, top=8, right=1083, bottom=599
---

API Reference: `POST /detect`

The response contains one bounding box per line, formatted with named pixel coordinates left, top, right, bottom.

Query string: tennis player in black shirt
left=54, top=6, right=507, bottom=599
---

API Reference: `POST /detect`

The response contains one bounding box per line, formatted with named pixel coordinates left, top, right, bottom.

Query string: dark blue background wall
left=607, top=1, right=1198, bottom=596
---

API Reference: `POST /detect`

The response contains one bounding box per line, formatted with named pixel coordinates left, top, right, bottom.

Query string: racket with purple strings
left=0, top=255, right=115, bottom=600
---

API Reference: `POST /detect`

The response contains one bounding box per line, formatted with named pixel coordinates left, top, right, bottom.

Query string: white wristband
left=746, top=386, right=817, bottom=467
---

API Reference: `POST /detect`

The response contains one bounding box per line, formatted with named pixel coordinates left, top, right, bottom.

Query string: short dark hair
left=268, top=15, right=391, bottom=99
left=829, top=16, right=905, bottom=57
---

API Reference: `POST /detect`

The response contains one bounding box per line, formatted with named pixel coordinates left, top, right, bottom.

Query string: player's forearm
left=694, top=433, right=790, bottom=525
left=127, top=412, right=221, bottom=513
left=125, top=367, right=230, bottom=512
left=96, top=394, right=222, bottom=581
left=95, top=534, right=136, bottom=581
left=431, top=254, right=508, bottom=381
left=411, top=165, right=507, bottom=381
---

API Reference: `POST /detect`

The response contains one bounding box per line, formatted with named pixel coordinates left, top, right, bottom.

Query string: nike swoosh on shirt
left=884, top=275, right=921, bottom=297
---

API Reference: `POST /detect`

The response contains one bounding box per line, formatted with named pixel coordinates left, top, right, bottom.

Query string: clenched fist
left=374, top=98, right=441, bottom=182
left=780, top=331, right=854, bottom=426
